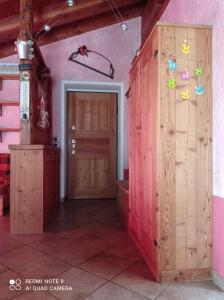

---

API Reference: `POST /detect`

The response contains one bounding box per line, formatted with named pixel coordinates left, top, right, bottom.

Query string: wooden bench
left=117, top=180, right=129, bottom=227
left=0, top=154, right=10, bottom=216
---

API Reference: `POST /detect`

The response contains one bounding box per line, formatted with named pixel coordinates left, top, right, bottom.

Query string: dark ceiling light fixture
left=68, top=45, right=115, bottom=79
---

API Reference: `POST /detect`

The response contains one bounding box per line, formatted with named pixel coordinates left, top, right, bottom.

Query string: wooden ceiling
left=0, top=0, right=169, bottom=59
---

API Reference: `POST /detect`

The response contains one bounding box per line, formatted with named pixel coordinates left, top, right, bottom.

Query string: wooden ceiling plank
left=0, top=0, right=145, bottom=36
left=0, top=1, right=144, bottom=58
left=34, top=0, right=145, bottom=30
left=141, top=0, right=171, bottom=42
left=37, top=2, right=145, bottom=46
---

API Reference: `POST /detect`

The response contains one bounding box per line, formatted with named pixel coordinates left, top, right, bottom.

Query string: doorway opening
left=61, top=81, right=125, bottom=201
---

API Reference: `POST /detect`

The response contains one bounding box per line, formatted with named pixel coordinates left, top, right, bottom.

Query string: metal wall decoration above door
left=68, top=45, right=115, bottom=79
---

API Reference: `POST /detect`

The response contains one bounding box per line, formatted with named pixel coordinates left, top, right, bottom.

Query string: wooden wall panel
left=129, top=60, right=141, bottom=239
left=140, top=30, right=158, bottom=272
left=158, top=25, right=176, bottom=271
left=196, top=29, right=212, bottom=268
left=174, top=28, right=198, bottom=270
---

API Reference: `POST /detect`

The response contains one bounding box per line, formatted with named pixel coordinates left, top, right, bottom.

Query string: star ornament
left=182, top=71, right=190, bottom=81
left=181, top=43, right=191, bottom=54
left=195, top=84, right=205, bottom=95
left=181, top=90, right=190, bottom=100
left=167, top=79, right=176, bottom=89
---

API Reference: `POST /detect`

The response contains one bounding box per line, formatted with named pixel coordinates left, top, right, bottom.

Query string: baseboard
left=128, top=228, right=158, bottom=281
left=161, top=268, right=211, bottom=282
left=213, top=270, right=224, bottom=291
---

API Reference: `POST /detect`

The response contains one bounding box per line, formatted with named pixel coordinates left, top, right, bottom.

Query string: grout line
left=82, top=280, right=109, bottom=300
left=153, top=285, right=170, bottom=300
left=107, top=281, right=154, bottom=300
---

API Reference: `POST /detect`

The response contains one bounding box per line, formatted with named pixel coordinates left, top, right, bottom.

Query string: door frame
left=60, top=80, right=125, bottom=199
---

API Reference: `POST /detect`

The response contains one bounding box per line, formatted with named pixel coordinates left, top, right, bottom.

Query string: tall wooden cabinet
left=129, top=23, right=212, bottom=282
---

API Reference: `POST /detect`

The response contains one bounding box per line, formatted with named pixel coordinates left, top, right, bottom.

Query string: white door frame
left=60, top=80, right=125, bottom=199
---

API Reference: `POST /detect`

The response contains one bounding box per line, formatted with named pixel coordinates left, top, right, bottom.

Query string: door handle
left=71, top=139, right=77, bottom=155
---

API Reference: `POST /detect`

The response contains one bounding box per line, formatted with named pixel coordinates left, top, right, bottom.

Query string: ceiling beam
left=19, top=0, right=33, bottom=40
left=0, top=1, right=145, bottom=58
left=141, top=0, right=171, bottom=42
left=36, top=2, right=145, bottom=46
left=0, top=0, right=144, bottom=39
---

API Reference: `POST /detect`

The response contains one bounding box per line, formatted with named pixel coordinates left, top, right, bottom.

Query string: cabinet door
left=139, top=33, right=158, bottom=269
left=129, top=60, right=141, bottom=239
left=43, top=151, right=52, bottom=224
left=43, top=150, right=60, bottom=227
left=52, top=151, right=60, bottom=208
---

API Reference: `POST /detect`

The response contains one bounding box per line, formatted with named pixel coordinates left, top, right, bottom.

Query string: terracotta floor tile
left=77, top=233, right=116, bottom=251
left=0, top=199, right=221, bottom=299
left=79, top=252, right=131, bottom=280
left=49, top=267, right=106, bottom=300
left=156, top=284, right=224, bottom=300
left=85, top=282, right=149, bottom=300
left=0, top=270, right=25, bottom=300
left=13, top=291, right=58, bottom=300
left=51, top=243, right=100, bottom=266
left=0, top=263, right=8, bottom=273
left=29, top=236, right=70, bottom=254
left=0, top=238, right=24, bottom=254
left=58, top=227, right=102, bottom=242
left=0, top=245, right=44, bottom=268
left=105, top=241, right=141, bottom=263
left=183, top=280, right=223, bottom=292
left=11, top=234, right=46, bottom=245
left=112, top=261, right=167, bottom=299
left=13, top=255, right=72, bottom=278
left=77, top=220, right=115, bottom=232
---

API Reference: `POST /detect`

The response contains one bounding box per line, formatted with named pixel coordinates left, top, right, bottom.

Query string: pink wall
left=161, top=0, right=224, bottom=284
left=0, top=80, right=20, bottom=153
left=0, top=17, right=141, bottom=166
left=41, top=17, right=141, bottom=168
left=213, top=196, right=224, bottom=277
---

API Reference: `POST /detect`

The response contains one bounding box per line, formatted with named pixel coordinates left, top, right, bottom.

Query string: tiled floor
left=0, top=199, right=223, bottom=300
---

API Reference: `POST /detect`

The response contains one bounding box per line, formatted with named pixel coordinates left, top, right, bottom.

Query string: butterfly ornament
left=167, top=79, right=176, bottom=89
left=168, top=59, right=177, bottom=71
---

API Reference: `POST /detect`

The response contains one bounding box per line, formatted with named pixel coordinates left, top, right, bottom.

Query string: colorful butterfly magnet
left=182, top=71, right=190, bottom=81
left=181, top=43, right=191, bottom=54
left=194, top=67, right=204, bottom=76
left=168, top=59, right=177, bottom=71
left=195, top=84, right=205, bottom=95
left=181, top=90, right=190, bottom=100
left=167, top=79, right=176, bottom=89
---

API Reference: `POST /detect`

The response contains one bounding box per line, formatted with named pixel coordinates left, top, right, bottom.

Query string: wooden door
left=67, top=92, right=117, bottom=199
